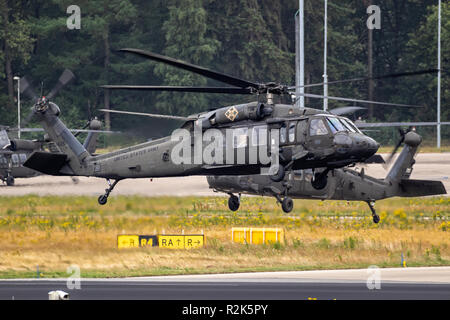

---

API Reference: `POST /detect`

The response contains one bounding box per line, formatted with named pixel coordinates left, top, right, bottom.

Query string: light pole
left=295, top=0, right=305, bottom=109
left=13, top=76, right=20, bottom=139
left=437, top=0, right=441, bottom=148
left=323, top=0, right=328, bottom=111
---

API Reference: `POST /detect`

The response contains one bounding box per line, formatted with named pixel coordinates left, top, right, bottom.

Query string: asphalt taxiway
left=1, top=267, right=449, bottom=300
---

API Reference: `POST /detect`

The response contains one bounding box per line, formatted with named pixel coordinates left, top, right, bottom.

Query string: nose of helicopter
left=333, top=132, right=379, bottom=160
left=351, top=134, right=379, bottom=158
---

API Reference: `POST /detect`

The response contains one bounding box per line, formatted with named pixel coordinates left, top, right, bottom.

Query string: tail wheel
left=228, top=195, right=240, bottom=211
left=281, top=197, right=293, bottom=213
left=98, top=195, right=108, bottom=205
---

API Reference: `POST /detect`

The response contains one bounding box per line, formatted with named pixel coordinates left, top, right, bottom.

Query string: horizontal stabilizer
left=24, top=151, right=68, bottom=175
left=399, top=179, right=447, bottom=197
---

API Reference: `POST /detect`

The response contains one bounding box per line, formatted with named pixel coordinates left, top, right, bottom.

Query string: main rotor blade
left=47, top=69, right=75, bottom=99
left=289, top=69, right=439, bottom=90
left=19, top=76, right=39, bottom=101
left=18, top=127, right=114, bottom=133
left=119, top=48, right=259, bottom=89
left=101, top=85, right=254, bottom=94
left=355, top=121, right=450, bottom=128
left=329, top=106, right=367, bottom=116
left=20, top=110, right=37, bottom=128
left=295, top=92, right=422, bottom=108
left=99, top=108, right=190, bottom=121
left=383, top=129, right=407, bottom=169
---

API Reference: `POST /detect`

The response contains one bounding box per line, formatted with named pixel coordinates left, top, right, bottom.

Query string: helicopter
left=22, top=48, right=434, bottom=206
left=207, top=129, right=447, bottom=223
left=0, top=119, right=106, bottom=186
left=0, top=69, right=112, bottom=186
left=0, top=126, right=42, bottom=185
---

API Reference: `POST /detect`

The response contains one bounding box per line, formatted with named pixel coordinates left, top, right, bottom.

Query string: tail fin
left=82, top=119, right=102, bottom=155
left=33, top=102, right=91, bottom=174
left=385, top=131, right=447, bottom=197
left=385, top=131, right=421, bottom=183
left=83, top=132, right=99, bottom=155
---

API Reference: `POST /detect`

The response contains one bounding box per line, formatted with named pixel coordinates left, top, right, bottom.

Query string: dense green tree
left=0, top=0, right=446, bottom=146
left=153, top=0, right=219, bottom=116
left=0, top=0, right=34, bottom=110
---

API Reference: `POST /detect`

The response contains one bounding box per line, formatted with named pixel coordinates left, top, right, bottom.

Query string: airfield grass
left=0, top=195, right=448, bottom=279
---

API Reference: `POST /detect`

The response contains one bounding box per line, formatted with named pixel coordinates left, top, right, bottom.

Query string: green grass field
left=0, top=195, right=448, bottom=279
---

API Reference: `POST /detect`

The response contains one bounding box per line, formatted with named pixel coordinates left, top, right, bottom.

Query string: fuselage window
left=288, top=122, right=296, bottom=143
left=11, top=154, right=19, bottom=165
left=19, top=154, right=27, bottom=164
left=303, top=168, right=314, bottom=181
left=293, top=169, right=303, bottom=181
left=233, top=127, right=248, bottom=148
left=280, top=124, right=287, bottom=144
left=251, top=125, right=267, bottom=146
left=309, top=119, right=328, bottom=136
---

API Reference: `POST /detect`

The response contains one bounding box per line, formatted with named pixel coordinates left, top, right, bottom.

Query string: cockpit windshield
left=326, top=116, right=361, bottom=134
left=342, top=118, right=361, bottom=133
left=326, top=117, right=346, bottom=133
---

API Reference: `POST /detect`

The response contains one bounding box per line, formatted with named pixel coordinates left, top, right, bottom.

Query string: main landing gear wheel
left=228, top=194, right=240, bottom=211
left=281, top=197, right=293, bottom=213
left=6, top=176, right=14, bottom=186
left=372, top=214, right=380, bottom=224
left=367, top=201, right=380, bottom=224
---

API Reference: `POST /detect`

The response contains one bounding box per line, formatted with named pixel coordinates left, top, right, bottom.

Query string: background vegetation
left=0, top=0, right=448, bottom=147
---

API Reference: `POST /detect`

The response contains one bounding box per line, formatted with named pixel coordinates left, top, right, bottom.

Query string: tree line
left=0, top=0, right=448, bottom=145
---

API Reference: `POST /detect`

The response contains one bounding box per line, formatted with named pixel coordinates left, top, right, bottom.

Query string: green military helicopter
left=207, top=129, right=447, bottom=223
left=0, top=126, right=42, bottom=185
left=0, top=119, right=106, bottom=186
left=22, top=48, right=434, bottom=206
left=1, top=69, right=111, bottom=186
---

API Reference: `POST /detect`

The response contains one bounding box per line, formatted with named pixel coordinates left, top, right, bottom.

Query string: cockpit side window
left=288, top=122, right=296, bottom=142
left=309, top=119, right=328, bottom=136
